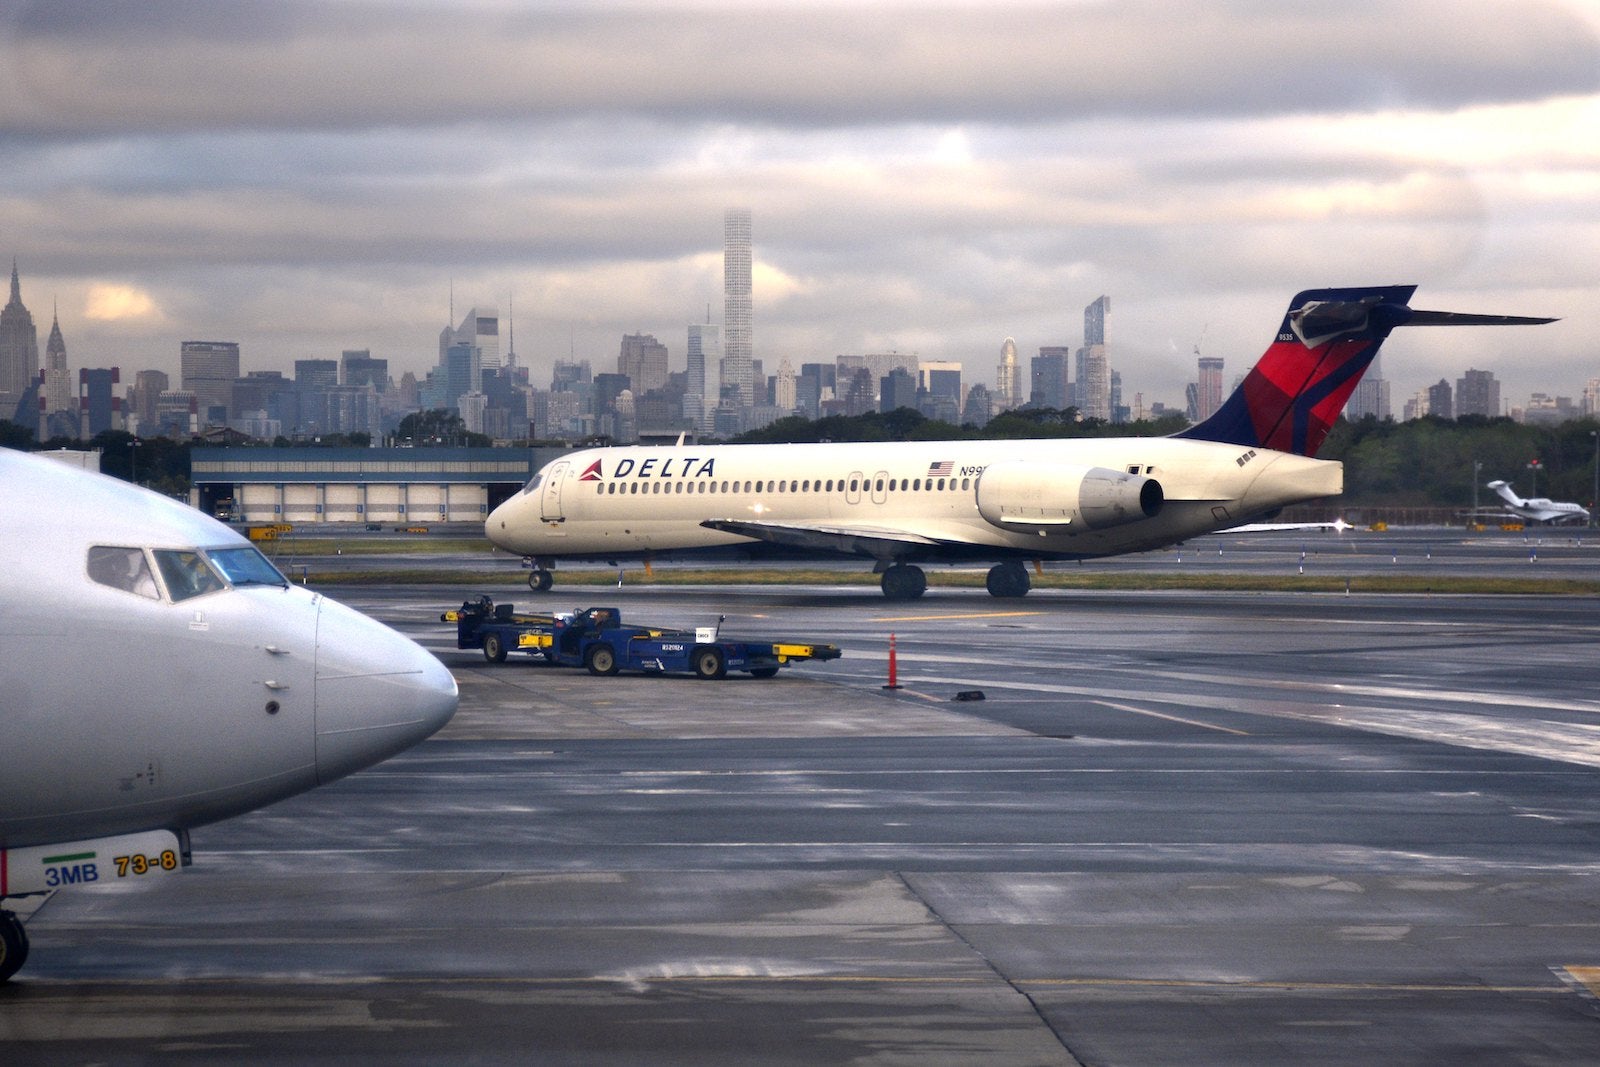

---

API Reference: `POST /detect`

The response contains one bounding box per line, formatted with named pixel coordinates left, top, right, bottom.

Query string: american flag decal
left=927, top=461, right=954, bottom=477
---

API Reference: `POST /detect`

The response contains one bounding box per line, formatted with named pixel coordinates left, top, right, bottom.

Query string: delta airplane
left=0, top=449, right=458, bottom=982
left=1487, top=479, right=1590, bottom=525
left=488, top=286, right=1554, bottom=599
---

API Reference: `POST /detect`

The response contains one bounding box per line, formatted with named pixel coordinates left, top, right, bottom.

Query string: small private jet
left=0, top=449, right=459, bottom=982
left=487, top=285, right=1553, bottom=599
left=1486, top=479, right=1591, bottom=525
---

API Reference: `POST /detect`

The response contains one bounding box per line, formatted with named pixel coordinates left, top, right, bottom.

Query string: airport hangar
left=188, top=446, right=567, bottom=526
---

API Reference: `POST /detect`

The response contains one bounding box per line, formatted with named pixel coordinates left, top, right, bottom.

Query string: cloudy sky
left=3, top=0, right=1597, bottom=413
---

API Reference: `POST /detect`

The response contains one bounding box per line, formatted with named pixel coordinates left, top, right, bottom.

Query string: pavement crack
left=894, top=871, right=1086, bottom=1067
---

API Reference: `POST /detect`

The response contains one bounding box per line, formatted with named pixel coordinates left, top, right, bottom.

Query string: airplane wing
left=700, top=518, right=957, bottom=559
left=1222, top=518, right=1353, bottom=533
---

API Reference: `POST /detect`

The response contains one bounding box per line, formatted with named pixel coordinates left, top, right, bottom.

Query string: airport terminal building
left=189, top=447, right=565, bottom=525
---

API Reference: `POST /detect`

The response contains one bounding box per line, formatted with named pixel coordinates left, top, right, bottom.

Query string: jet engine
left=975, top=462, right=1163, bottom=533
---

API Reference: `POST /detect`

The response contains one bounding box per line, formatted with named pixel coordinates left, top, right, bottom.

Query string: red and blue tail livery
left=1179, top=286, right=1556, bottom=458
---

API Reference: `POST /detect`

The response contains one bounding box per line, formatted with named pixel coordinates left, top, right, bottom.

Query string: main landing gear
left=879, top=563, right=928, bottom=601
left=0, top=908, right=29, bottom=983
left=985, top=561, right=1031, bottom=599
left=878, top=561, right=1033, bottom=599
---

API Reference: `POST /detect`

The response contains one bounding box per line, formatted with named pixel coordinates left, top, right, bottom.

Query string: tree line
left=736, top=409, right=1600, bottom=510
left=7, top=408, right=1599, bottom=510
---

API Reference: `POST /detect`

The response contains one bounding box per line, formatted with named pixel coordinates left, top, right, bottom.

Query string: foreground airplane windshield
left=489, top=286, right=1554, bottom=599
left=0, top=449, right=459, bottom=982
left=1487, top=479, right=1591, bottom=525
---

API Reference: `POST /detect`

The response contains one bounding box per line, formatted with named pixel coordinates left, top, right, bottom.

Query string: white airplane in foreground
left=0, top=449, right=458, bottom=982
left=488, top=286, right=1554, bottom=599
left=1486, top=479, right=1590, bottom=525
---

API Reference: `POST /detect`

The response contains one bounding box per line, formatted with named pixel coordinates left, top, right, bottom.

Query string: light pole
left=1472, top=460, right=1482, bottom=524
left=1590, top=430, right=1598, bottom=527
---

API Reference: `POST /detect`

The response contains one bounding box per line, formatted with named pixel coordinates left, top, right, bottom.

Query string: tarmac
left=5, top=534, right=1600, bottom=1064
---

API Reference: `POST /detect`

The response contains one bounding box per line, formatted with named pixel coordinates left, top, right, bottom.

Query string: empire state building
left=0, top=262, right=39, bottom=423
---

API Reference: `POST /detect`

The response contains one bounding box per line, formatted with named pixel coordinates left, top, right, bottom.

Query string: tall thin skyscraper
left=723, top=208, right=753, bottom=408
left=0, top=261, right=39, bottom=422
left=1084, top=295, right=1108, bottom=346
left=1195, top=356, right=1224, bottom=422
left=996, top=337, right=1021, bottom=411
left=1075, top=296, right=1111, bottom=421
left=1347, top=355, right=1391, bottom=420
left=41, top=305, right=74, bottom=422
left=686, top=321, right=721, bottom=433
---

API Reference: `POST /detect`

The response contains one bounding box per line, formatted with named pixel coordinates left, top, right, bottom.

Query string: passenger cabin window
left=208, top=546, right=288, bottom=589
left=153, top=549, right=226, bottom=602
left=88, top=545, right=160, bottom=600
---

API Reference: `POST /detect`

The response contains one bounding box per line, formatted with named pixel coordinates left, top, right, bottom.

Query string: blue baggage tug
left=443, top=596, right=842, bottom=680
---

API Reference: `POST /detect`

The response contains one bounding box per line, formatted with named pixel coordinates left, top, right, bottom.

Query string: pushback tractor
left=443, top=596, right=842, bottom=679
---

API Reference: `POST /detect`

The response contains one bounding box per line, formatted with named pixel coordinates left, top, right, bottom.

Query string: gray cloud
left=0, top=0, right=1595, bottom=414
left=3, top=1, right=1595, bottom=135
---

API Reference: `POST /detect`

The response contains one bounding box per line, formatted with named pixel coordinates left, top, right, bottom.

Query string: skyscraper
left=686, top=321, right=721, bottom=433
left=1075, top=296, right=1111, bottom=421
left=723, top=208, right=753, bottom=408
left=619, top=333, right=669, bottom=395
left=1456, top=368, right=1500, bottom=418
left=127, top=369, right=168, bottom=432
left=1031, top=347, right=1069, bottom=409
left=0, top=261, right=39, bottom=422
left=180, top=341, right=241, bottom=422
left=996, top=337, right=1021, bottom=411
left=39, top=306, right=75, bottom=438
left=78, top=367, right=122, bottom=437
left=441, top=305, right=501, bottom=372
left=1347, top=355, right=1391, bottom=420
left=1195, top=356, right=1224, bottom=422
left=1427, top=378, right=1454, bottom=420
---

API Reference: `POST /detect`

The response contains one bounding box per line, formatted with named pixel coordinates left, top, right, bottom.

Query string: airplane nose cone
left=313, top=595, right=458, bottom=785
left=485, top=496, right=522, bottom=550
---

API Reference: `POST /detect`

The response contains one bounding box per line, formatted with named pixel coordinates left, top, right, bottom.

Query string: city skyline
left=1, top=2, right=1596, bottom=410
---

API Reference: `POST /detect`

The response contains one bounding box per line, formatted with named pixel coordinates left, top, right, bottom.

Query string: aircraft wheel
left=482, top=632, right=507, bottom=663
left=693, top=647, right=727, bottom=680
left=880, top=564, right=927, bottom=600
left=585, top=644, right=619, bottom=676
left=750, top=666, right=780, bottom=679
left=985, top=561, right=1031, bottom=598
left=0, top=910, right=27, bottom=983
left=527, top=569, right=554, bottom=593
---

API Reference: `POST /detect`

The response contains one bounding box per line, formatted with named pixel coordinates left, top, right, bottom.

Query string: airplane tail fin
left=1176, top=287, right=1556, bottom=458
left=1487, top=480, right=1521, bottom=506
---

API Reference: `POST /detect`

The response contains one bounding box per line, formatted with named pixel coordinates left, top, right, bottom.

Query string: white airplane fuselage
left=488, top=436, right=1342, bottom=563
left=0, top=449, right=458, bottom=949
left=1486, top=480, right=1589, bottom=525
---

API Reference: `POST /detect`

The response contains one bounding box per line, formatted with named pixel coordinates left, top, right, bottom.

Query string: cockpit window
left=152, top=549, right=226, bottom=602
left=88, top=545, right=160, bottom=600
left=521, top=472, right=544, bottom=495
left=207, top=546, right=288, bottom=589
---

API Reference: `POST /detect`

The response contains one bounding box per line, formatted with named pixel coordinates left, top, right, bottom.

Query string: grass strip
left=292, top=566, right=1600, bottom=596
